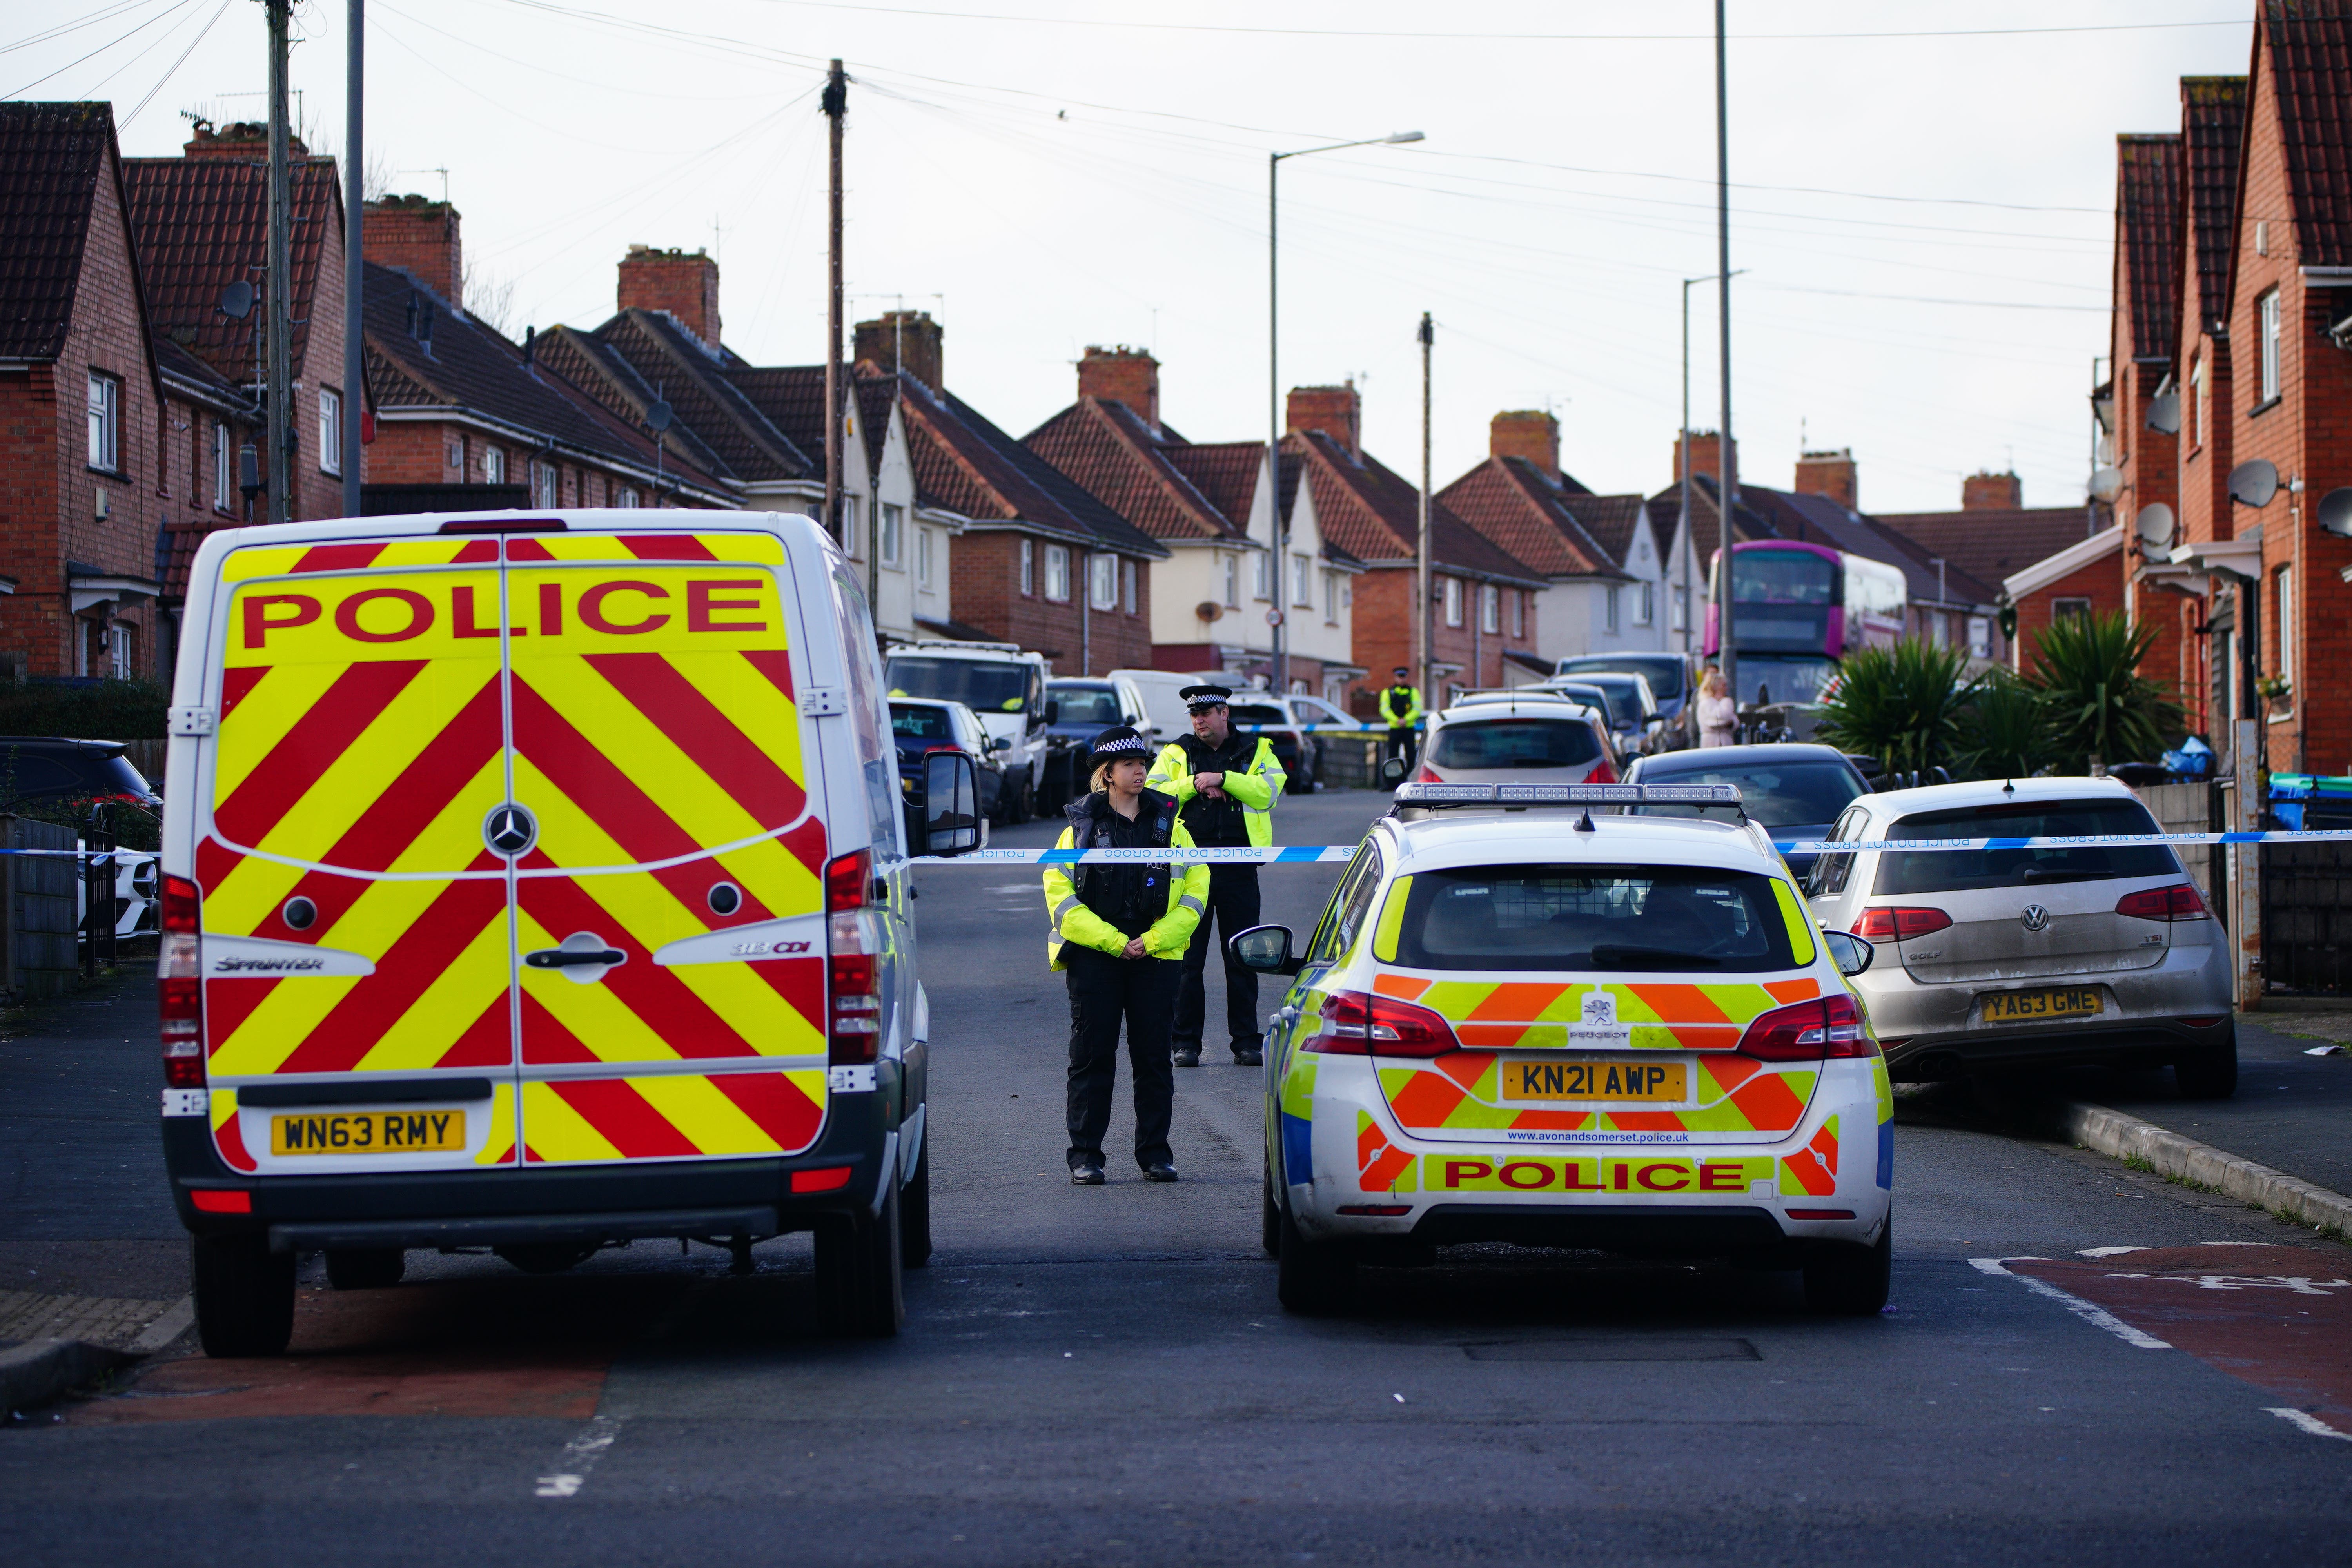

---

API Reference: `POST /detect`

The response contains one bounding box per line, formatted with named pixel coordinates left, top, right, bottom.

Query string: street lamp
left=1269, top=129, right=1423, bottom=693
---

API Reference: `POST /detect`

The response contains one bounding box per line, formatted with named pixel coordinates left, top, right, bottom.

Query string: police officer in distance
left=1146, top=684, right=1286, bottom=1068
left=1378, top=666, right=1423, bottom=773
left=1042, top=726, right=1210, bottom=1185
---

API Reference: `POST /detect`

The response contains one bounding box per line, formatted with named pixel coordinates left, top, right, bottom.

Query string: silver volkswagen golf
left=1802, top=777, right=2236, bottom=1097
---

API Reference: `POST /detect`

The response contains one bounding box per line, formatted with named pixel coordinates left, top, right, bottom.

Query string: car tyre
left=817, top=1177, right=904, bottom=1337
left=192, top=1233, right=296, bottom=1358
left=900, top=1130, right=934, bottom=1270
left=324, top=1247, right=405, bottom=1290
left=2173, top=1030, right=2238, bottom=1100
left=1802, top=1218, right=1891, bottom=1316
left=1276, top=1192, right=1354, bottom=1315
left=1261, top=1159, right=1281, bottom=1258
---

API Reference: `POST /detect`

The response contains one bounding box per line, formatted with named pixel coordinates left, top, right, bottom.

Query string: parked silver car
left=1409, top=695, right=1619, bottom=786
left=1803, top=777, right=2236, bottom=1096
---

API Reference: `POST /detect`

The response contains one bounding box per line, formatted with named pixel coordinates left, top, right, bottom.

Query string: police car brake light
left=1309, top=991, right=1458, bottom=1058
left=1736, top=993, right=1875, bottom=1062
left=159, top=873, right=204, bottom=1088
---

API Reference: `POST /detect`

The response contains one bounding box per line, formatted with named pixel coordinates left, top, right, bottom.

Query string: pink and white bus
left=1704, top=540, right=1907, bottom=704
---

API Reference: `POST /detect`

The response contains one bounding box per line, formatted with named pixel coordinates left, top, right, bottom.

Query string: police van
left=158, top=509, right=982, bottom=1355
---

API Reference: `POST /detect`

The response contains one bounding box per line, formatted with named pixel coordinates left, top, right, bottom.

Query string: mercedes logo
left=485, top=802, right=537, bottom=857
left=2020, top=903, right=2050, bottom=933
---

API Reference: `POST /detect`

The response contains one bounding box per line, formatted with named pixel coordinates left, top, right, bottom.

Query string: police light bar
left=1392, top=782, right=1741, bottom=806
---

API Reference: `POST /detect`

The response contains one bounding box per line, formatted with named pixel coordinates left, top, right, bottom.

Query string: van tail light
left=2116, top=883, right=2209, bottom=922
left=159, top=873, right=205, bottom=1087
left=1308, top=991, right=1460, bottom=1058
left=1851, top=906, right=1952, bottom=943
left=826, top=849, right=881, bottom=1065
left=1737, top=993, right=1876, bottom=1061
left=1586, top=754, right=1617, bottom=785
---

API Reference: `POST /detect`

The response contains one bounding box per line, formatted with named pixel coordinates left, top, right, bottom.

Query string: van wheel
left=495, top=1242, right=597, bottom=1275
left=324, top=1247, right=405, bottom=1290
left=900, top=1132, right=933, bottom=1269
left=1276, top=1194, right=1354, bottom=1315
left=1803, top=1220, right=1891, bottom=1316
left=816, top=1178, right=904, bottom=1337
left=2174, top=1032, right=2238, bottom=1100
left=192, top=1234, right=295, bottom=1358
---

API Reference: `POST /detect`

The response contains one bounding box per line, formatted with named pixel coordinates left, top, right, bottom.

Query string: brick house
left=2001, top=525, right=2129, bottom=676
left=0, top=103, right=171, bottom=681
left=1874, top=470, right=2103, bottom=665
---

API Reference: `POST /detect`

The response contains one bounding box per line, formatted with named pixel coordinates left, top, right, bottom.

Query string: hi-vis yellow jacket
left=1377, top=683, right=1423, bottom=727
left=1042, top=802, right=1210, bottom=970
left=1146, top=735, right=1286, bottom=848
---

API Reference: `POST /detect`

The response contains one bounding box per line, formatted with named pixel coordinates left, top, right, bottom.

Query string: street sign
left=1265, top=608, right=1283, bottom=627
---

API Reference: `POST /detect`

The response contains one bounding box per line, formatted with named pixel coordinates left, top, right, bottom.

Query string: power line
left=2, top=0, right=175, bottom=59
left=3, top=0, right=195, bottom=99
left=119, top=0, right=230, bottom=130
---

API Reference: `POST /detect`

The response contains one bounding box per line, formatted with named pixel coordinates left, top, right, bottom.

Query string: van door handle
left=526, top=947, right=625, bottom=968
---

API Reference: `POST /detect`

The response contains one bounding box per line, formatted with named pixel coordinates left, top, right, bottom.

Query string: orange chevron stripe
left=1467, top=982, right=1567, bottom=1021
left=1373, top=973, right=1432, bottom=1000
left=1765, top=977, right=1822, bottom=1004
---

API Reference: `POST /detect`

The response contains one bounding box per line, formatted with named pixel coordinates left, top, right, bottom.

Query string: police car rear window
left=1874, top=798, right=2179, bottom=895
left=1390, top=864, right=1793, bottom=972
left=1427, top=719, right=1601, bottom=771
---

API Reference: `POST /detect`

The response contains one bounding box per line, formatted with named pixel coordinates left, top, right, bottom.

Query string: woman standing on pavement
left=1696, top=668, right=1739, bottom=748
left=1041, top=726, right=1210, bottom=1186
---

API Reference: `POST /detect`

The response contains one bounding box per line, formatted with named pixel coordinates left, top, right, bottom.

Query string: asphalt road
left=3, top=786, right=2349, bottom=1566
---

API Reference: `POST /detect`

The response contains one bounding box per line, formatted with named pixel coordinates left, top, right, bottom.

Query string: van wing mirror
left=922, top=751, right=984, bottom=855
left=1227, top=923, right=1303, bottom=976
left=1044, top=700, right=1060, bottom=723
left=1822, top=929, right=1873, bottom=978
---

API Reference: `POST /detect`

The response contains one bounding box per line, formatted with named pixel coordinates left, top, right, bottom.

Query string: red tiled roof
left=1568, top=494, right=1653, bottom=570
left=122, top=149, right=339, bottom=386
left=1163, top=440, right=1267, bottom=526
left=897, top=379, right=1165, bottom=557
left=2116, top=134, right=2182, bottom=363
left=2181, top=77, right=2248, bottom=334
left=1022, top=397, right=1249, bottom=542
left=1646, top=474, right=1778, bottom=578
left=0, top=103, right=123, bottom=361
left=1873, top=508, right=2107, bottom=599
left=1437, top=456, right=1630, bottom=580
left=1291, top=431, right=1545, bottom=585
left=588, top=309, right=809, bottom=483
left=2258, top=2, right=2352, bottom=269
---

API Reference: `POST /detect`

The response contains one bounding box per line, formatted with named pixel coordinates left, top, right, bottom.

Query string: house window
left=1220, top=553, right=1238, bottom=607
left=1123, top=559, right=1138, bottom=615
left=87, top=371, right=120, bottom=472
left=2274, top=564, right=2294, bottom=691
left=916, top=526, right=935, bottom=589
left=1637, top=581, right=1655, bottom=626
left=1671, top=589, right=1687, bottom=633
left=1928, top=612, right=1949, bottom=648
left=1252, top=550, right=1271, bottom=601
left=2260, top=289, right=2281, bottom=405
left=1292, top=552, right=1312, bottom=607
left=447, top=441, right=463, bottom=470
left=1020, top=539, right=1036, bottom=597
left=1605, top=585, right=1621, bottom=635
left=2192, top=355, right=2207, bottom=447
left=1089, top=552, right=1118, bottom=611
left=1510, top=589, right=1525, bottom=639
left=1044, top=543, right=1071, bottom=602
left=1479, top=583, right=1499, bottom=634
left=318, top=388, right=342, bottom=477
left=2052, top=596, right=2092, bottom=621
left=1968, top=615, right=1992, bottom=659
left=1443, top=577, right=1462, bottom=628
left=616, top=486, right=639, bottom=508
left=212, top=422, right=233, bottom=510
left=482, top=446, right=505, bottom=484
left=843, top=495, right=862, bottom=559
left=109, top=623, right=132, bottom=679
left=881, top=503, right=904, bottom=567
left=1322, top=570, right=1338, bottom=625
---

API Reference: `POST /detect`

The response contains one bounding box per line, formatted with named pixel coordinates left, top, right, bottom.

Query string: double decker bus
left=1703, top=540, right=1907, bottom=704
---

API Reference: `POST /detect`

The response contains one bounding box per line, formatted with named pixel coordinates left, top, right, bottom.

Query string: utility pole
left=1269, top=152, right=1284, bottom=693
left=1679, top=279, right=1694, bottom=661
left=266, top=0, right=294, bottom=525
left=1714, top=0, right=1738, bottom=704
left=1417, top=312, right=1434, bottom=711
left=822, top=59, right=848, bottom=558
left=341, top=0, right=363, bottom=519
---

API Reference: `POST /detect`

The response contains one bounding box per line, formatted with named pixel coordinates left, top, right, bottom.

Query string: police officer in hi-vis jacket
left=1042, top=726, right=1210, bottom=1185
left=1378, top=666, right=1423, bottom=773
left=1145, top=684, right=1286, bottom=1068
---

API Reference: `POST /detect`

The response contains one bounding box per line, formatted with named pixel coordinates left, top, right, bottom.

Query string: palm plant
left=1953, top=670, right=2046, bottom=782
left=2025, top=610, right=2182, bottom=773
left=1811, top=639, right=1978, bottom=775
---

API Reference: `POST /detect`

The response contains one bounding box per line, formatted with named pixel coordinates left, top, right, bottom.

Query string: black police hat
left=1179, top=682, right=1233, bottom=713
left=1392, top=666, right=1411, bottom=679
left=1089, top=724, right=1151, bottom=760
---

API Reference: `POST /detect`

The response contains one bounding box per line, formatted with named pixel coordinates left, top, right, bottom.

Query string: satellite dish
left=2088, top=465, right=2124, bottom=503
left=217, top=280, right=254, bottom=320
left=2135, top=502, right=2176, bottom=550
left=644, top=399, right=673, bottom=434
left=1194, top=601, right=1223, bottom=623
left=2228, top=457, right=2279, bottom=509
left=2145, top=392, right=2180, bottom=435
left=2318, top=487, right=2352, bottom=539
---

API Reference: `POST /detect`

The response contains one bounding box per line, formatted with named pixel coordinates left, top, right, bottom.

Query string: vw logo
left=484, top=802, right=538, bottom=857
left=2020, top=903, right=2051, bottom=933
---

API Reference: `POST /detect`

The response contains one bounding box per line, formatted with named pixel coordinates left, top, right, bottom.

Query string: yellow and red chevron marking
left=1421, top=1151, right=1776, bottom=1195
left=507, top=530, right=787, bottom=566
left=1355, top=1111, right=1416, bottom=1193
left=519, top=1071, right=826, bottom=1163
left=218, top=537, right=505, bottom=583
left=1780, top=1115, right=1841, bottom=1196
left=1370, top=973, right=1818, bottom=1052
left=210, top=1088, right=254, bottom=1172
left=1374, top=1050, right=1818, bottom=1140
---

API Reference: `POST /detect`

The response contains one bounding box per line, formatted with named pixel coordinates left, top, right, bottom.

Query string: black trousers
left=1174, top=863, right=1262, bottom=1055
left=1064, top=945, right=1179, bottom=1171
left=1386, top=725, right=1418, bottom=771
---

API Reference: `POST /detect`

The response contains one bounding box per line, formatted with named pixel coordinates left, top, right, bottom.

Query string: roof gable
left=122, top=149, right=339, bottom=384
left=1437, top=456, right=1630, bottom=580
left=2181, top=76, right=2249, bottom=336
left=1293, top=432, right=1544, bottom=584
left=895, top=378, right=1165, bottom=556
left=2258, top=2, right=2352, bottom=269
left=0, top=103, right=118, bottom=360
left=2116, top=133, right=2182, bottom=363
left=1022, top=396, right=1247, bottom=542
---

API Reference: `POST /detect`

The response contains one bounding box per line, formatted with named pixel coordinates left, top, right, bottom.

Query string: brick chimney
left=1490, top=410, right=1560, bottom=481
left=1078, top=345, right=1160, bottom=430
left=1793, top=448, right=1857, bottom=510
left=363, top=193, right=462, bottom=303
left=183, top=120, right=307, bottom=159
left=1287, top=382, right=1361, bottom=459
left=854, top=310, right=944, bottom=390
left=618, top=244, right=721, bottom=350
left=1963, top=470, right=2023, bottom=510
left=1672, top=430, right=1739, bottom=486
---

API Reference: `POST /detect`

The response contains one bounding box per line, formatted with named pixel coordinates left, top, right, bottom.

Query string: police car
left=1230, top=781, right=1891, bottom=1316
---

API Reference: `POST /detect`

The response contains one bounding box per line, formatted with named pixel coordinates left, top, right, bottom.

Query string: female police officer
left=1042, top=726, right=1211, bottom=1185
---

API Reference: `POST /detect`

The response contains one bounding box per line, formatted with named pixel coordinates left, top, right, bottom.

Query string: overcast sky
left=15, top=1, right=2260, bottom=514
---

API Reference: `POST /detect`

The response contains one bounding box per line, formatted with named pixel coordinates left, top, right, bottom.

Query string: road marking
left=1969, top=1258, right=2172, bottom=1349
left=536, top=1413, right=621, bottom=1497
left=2265, top=1407, right=2352, bottom=1441
left=2076, top=1246, right=2146, bottom=1258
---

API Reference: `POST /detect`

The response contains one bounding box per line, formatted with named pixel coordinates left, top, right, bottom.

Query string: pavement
left=1, top=787, right=2348, bottom=1564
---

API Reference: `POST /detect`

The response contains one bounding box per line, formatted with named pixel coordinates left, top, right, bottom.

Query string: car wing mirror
left=1044, top=700, right=1060, bottom=723
left=1822, top=929, right=1873, bottom=978
left=1227, top=923, right=1303, bottom=976
left=921, top=751, right=984, bottom=855
left=988, top=734, right=1012, bottom=752
left=1379, top=756, right=1408, bottom=783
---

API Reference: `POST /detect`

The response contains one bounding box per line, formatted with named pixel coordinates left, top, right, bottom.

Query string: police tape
left=917, top=827, right=2352, bottom=865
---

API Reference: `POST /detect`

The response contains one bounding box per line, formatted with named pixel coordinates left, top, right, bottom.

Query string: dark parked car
left=0, top=737, right=160, bottom=809
left=1554, top=653, right=1695, bottom=748
left=889, top=700, right=1006, bottom=822
left=1041, top=677, right=1154, bottom=804
left=1622, top=742, right=1872, bottom=883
